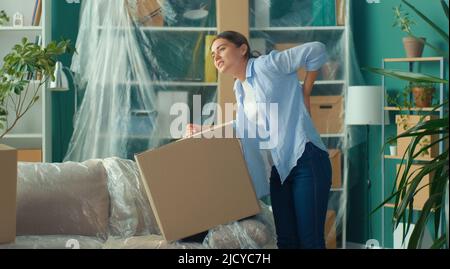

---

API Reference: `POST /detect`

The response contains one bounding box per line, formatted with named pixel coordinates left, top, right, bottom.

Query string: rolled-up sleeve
left=265, top=42, right=328, bottom=74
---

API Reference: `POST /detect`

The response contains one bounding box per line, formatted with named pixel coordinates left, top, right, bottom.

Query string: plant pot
left=412, top=86, right=434, bottom=107
left=402, top=36, right=426, bottom=58
left=389, top=145, right=397, bottom=156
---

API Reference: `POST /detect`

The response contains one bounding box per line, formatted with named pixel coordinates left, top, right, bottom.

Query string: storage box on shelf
left=310, top=96, right=344, bottom=134
left=395, top=114, right=439, bottom=160
left=395, top=164, right=433, bottom=211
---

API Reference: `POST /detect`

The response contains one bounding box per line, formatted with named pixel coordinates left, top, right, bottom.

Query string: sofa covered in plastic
left=0, top=158, right=276, bottom=249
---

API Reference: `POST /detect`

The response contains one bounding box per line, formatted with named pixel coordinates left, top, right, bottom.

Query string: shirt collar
left=246, top=58, right=255, bottom=79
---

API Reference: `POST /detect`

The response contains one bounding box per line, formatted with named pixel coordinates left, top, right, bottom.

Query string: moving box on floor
left=135, top=124, right=261, bottom=242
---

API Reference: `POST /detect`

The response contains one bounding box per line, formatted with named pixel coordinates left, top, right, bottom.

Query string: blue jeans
left=270, top=142, right=332, bottom=249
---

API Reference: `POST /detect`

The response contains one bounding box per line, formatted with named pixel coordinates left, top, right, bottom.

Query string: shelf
left=331, top=188, right=344, bottom=192
left=153, top=81, right=218, bottom=87
left=126, top=81, right=218, bottom=87
left=0, top=133, right=43, bottom=149
left=250, top=26, right=345, bottom=31
left=384, top=106, right=440, bottom=112
left=0, top=26, right=43, bottom=31
left=384, top=155, right=434, bottom=161
left=300, top=80, right=345, bottom=85
left=384, top=203, right=433, bottom=212
left=320, top=133, right=345, bottom=138
left=383, top=57, right=443, bottom=63
left=97, top=26, right=217, bottom=32
left=3, top=133, right=42, bottom=139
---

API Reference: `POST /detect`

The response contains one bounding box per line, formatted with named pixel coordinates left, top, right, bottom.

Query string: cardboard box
left=336, top=0, right=346, bottom=26
left=396, top=164, right=432, bottom=210
left=310, top=96, right=343, bottom=134
left=135, top=0, right=164, bottom=26
left=325, top=210, right=336, bottom=249
left=217, top=0, right=249, bottom=119
left=0, top=144, right=17, bottom=244
left=18, top=149, right=42, bottom=162
left=328, top=149, right=341, bottom=188
left=135, top=126, right=260, bottom=242
left=395, top=115, right=438, bottom=160
left=274, top=43, right=307, bottom=80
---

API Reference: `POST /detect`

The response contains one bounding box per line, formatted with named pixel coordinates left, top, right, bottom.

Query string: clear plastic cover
left=1, top=158, right=276, bottom=249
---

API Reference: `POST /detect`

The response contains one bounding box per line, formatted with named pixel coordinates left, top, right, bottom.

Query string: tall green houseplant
left=0, top=38, right=72, bottom=138
left=367, top=0, right=449, bottom=249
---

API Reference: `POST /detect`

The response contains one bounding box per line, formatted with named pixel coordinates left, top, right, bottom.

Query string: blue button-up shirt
left=233, top=42, right=329, bottom=198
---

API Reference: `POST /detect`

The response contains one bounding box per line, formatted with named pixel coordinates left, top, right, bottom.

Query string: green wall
left=51, top=0, right=81, bottom=162
left=352, top=0, right=448, bottom=248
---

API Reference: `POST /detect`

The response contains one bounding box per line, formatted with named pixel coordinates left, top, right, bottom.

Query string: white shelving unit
left=249, top=0, right=350, bottom=249
left=0, top=0, right=51, bottom=162
left=380, top=56, right=446, bottom=248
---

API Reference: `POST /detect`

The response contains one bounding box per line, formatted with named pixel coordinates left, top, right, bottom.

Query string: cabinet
left=247, top=0, right=350, bottom=249
left=0, top=0, right=51, bottom=162
left=380, top=56, right=446, bottom=248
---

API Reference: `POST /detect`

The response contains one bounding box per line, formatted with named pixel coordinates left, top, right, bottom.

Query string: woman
left=187, top=31, right=332, bottom=249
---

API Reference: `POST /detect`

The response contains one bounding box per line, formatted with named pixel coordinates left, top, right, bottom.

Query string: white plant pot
left=389, top=145, right=397, bottom=156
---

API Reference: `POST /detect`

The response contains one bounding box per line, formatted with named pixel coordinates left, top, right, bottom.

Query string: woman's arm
left=266, top=42, right=328, bottom=75
left=303, top=70, right=319, bottom=114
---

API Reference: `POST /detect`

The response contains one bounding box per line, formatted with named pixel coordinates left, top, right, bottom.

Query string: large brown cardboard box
left=396, top=164, right=433, bottom=211
left=325, top=210, right=336, bottom=249
left=328, top=149, right=342, bottom=188
left=274, top=43, right=307, bottom=80
left=135, top=127, right=261, bottom=242
left=0, top=144, right=17, bottom=244
left=18, top=149, right=42, bottom=162
left=395, top=114, right=439, bottom=160
left=311, top=96, right=344, bottom=134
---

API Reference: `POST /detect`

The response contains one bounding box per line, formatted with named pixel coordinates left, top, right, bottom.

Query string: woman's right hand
left=184, top=123, right=202, bottom=138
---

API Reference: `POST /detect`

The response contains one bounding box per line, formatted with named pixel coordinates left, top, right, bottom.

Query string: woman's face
left=211, top=38, right=247, bottom=75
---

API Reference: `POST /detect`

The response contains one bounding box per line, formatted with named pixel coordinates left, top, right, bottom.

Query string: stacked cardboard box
left=396, top=164, right=433, bottom=211
left=311, top=96, right=343, bottom=134
left=329, top=149, right=342, bottom=188
left=395, top=115, right=438, bottom=160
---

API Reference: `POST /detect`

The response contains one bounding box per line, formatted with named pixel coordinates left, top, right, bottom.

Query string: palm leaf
left=407, top=193, right=441, bottom=248
left=441, top=0, right=449, bottom=20
left=402, top=0, right=449, bottom=42
left=363, top=67, right=448, bottom=84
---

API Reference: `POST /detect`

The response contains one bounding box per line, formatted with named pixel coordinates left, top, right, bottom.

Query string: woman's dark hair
left=212, top=31, right=261, bottom=59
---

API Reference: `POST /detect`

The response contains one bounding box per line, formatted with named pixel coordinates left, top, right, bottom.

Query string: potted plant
left=0, top=38, right=72, bottom=138
left=409, top=82, right=435, bottom=107
left=388, top=136, right=398, bottom=156
left=0, top=10, right=9, bottom=26
left=393, top=4, right=426, bottom=58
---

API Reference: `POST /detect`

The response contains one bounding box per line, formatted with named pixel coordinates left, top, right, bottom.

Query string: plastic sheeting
left=63, top=0, right=366, bottom=248
left=1, top=157, right=276, bottom=249
left=65, top=0, right=218, bottom=161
